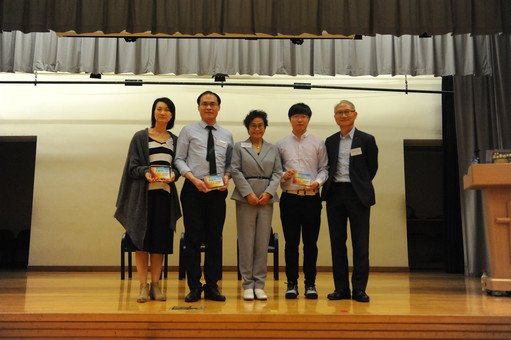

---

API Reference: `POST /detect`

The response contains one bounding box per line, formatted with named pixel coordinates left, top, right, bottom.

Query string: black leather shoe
left=204, top=286, right=226, bottom=301
left=327, top=289, right=351, bottom=300
left=352, top=290, right=370, bottom=302
left=185, top=288, right=202, bottom=303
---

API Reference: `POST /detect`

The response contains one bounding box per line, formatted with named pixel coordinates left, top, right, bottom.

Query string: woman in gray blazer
left=231, top=110, right=282, bottom=301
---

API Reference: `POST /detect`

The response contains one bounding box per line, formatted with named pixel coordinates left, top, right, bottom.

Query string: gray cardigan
left=114, top=128, right=182, bottom=250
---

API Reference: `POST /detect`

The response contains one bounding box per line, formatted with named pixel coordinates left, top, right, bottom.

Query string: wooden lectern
left=464, top=163, right=511, bottom=294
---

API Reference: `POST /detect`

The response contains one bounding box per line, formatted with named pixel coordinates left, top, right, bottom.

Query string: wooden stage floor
left=1, top=270, right=511, bottom=339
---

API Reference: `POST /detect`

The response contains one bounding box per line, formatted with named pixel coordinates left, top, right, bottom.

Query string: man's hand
left=305, top=181, right=319, bottom=191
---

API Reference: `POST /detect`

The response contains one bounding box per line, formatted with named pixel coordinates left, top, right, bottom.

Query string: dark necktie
left=206, top=125, right=217, bottom=175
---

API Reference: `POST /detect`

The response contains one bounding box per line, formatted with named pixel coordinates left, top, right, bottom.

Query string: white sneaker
left=254, top=289, right=268, bottom=300
left=243, top=289, right=254, bottom=301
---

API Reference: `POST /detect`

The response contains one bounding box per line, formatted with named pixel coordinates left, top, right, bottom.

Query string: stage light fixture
left=213, top=73, right=228, bottom=82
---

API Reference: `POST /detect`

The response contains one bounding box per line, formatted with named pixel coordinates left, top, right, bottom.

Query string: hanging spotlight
left=213, top=73, right=228, bottom=82
left=290, top=38, right=304, bottom=45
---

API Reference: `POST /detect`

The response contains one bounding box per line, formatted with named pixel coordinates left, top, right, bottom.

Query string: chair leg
left=128, top=251, right=133, bottom=279
left=121, top=246, right=125, bottom=280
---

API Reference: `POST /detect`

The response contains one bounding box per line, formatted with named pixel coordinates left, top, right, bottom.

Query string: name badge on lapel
left=351, top=147, right=362, bottom=156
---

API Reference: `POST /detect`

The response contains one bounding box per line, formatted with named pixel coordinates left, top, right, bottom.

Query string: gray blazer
left=230, top=138, right=282, bottom=203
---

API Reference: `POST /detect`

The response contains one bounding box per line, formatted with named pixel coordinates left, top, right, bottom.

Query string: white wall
left=0, top=73, right=442, bottom=268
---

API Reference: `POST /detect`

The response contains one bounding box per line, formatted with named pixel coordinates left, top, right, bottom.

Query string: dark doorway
left=0, top=136, right=37, bottom=269
left=404, top=140, right=445, bottom=271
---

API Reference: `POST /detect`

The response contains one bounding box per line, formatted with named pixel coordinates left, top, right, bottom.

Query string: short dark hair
left=288, top=102, right=312, bottom=118
left=243, top=110, right=269, bottom=130
left=151, top=97, right=176, bottom=130
left=197, top=91, right=221, bottom=105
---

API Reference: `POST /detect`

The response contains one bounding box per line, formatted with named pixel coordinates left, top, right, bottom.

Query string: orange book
left=150, top=166, right=171, bottom=182
left=204, top=174, right=226, bottom=190
left=293, top=172, right=312, bottom=186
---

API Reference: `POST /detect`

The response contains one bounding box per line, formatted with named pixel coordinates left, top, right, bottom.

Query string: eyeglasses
left=200, top=102, right=219, bottom=108
left=249, top=124, right=265, bottom=130
left=335, top=110, right=355, bottom=116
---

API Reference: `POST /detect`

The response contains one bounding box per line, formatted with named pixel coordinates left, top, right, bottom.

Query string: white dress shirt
left=276, top=131, right=328, bottom=191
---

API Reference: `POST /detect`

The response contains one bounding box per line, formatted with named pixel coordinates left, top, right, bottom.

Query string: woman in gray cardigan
left=115, top=97, right=181, bottom=303
left=231, top=110, right=282, bottom=301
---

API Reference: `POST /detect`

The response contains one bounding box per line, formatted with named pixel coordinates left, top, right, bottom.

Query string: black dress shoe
left=204, top=286, right=226, bottom=301
left=185, top=288, right=202, bottom=303
left=327, top=289, right=351, bottom=300
left=352, top=290, right=370, bottom=302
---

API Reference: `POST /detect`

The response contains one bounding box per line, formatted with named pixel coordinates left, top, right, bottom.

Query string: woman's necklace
left=252, top=142, right=262, bottom=151
left=151, top=128, right=168, bottom=141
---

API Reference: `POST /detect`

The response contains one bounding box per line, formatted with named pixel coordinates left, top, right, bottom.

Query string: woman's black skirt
left=142, top=189, right=174, bottom=254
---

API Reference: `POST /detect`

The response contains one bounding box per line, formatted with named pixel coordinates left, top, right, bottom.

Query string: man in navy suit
left=321, top=100, right=378, bottom=303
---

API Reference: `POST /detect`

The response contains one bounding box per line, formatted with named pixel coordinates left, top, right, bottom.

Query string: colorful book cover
left=204, top=174, right=226, bottom=190
left=293, top=172, right=312, bottom=186
left=150, top=166, right=171, bottom=182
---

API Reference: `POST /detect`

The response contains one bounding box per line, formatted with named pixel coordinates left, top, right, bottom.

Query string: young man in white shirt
left=276, top=103, right=328, bottom=299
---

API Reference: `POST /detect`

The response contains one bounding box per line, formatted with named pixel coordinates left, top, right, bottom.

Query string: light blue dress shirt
left=174, top=120, right=234, bottom=179
left=334, top=127, right=355, bottom=183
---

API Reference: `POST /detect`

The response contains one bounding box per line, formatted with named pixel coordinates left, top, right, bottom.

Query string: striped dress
left=143, top=135, right=175, bottom=253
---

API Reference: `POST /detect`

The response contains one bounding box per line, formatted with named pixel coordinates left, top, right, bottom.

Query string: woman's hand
left=246, top=193, right=259, bottom=205
left=163, top=172, right=176, bottom=184
left=145, top=172, right=155, bottom=183
left=257, top=192, right=272, bottom=205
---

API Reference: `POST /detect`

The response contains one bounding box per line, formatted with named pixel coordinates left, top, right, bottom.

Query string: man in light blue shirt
left=175, top=90, right=233, bottom=303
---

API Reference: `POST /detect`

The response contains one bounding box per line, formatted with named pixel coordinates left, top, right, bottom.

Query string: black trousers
left=326, top=182, right=370, bottom=292
left=180, top=179, right=227, bottom=290
left=279, top=192, right=322, bottom=286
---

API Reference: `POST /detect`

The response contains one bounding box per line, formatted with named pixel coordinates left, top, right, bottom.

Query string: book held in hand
left=293, top=172, right=312, bottom=186
left=150, top=165, right=171, bottom=182
left=204, top=174, right=226, bottom=190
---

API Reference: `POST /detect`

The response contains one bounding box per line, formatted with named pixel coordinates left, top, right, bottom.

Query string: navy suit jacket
left=321, top=128, right=378, bottom=207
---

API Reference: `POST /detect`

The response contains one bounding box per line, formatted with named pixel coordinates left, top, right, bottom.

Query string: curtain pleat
left=0, top=31, right=494, bottom=76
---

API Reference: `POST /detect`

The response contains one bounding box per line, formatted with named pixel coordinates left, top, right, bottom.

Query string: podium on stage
left=464, top=163, right=511, bottom=295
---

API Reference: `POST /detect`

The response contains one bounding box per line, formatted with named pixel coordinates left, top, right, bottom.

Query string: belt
left=285, top=189, right=319, bottom=196
left=245, top=176, right=271, bottom=180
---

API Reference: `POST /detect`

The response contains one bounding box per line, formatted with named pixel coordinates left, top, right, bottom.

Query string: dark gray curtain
left=453, top=34, right=511, bottom=276
left=1, top=0, right=511, bottom=36
left=441, top=76, right=464, bottom=274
